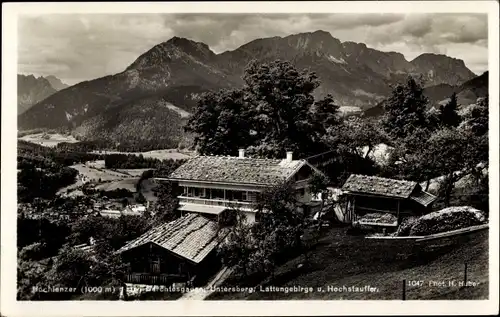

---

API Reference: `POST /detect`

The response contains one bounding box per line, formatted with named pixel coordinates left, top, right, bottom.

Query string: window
left=200, top=188, right=208, bottom=198
left=186, top=187, right=205, bottom=198
left=150, top=257, right=161, bottom=273
left=178, top=263, right=185, bottom=274
left=211, top=189, right=224, bottom=200
left=233, top=191, right=243, bottom=201
left=226, top=190, right=240, bottom=201
left=222, top=190, right=256, bottom=202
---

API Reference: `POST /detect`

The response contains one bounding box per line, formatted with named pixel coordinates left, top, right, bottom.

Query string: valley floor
left=18, top=132, right=78, bottom=147
left=89, top=149, right=193, bottom=161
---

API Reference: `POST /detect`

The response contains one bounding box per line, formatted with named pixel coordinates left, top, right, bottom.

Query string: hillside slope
left=208, top=227, right=488, bottom=300
left=73, top=94, right=187, bottom=150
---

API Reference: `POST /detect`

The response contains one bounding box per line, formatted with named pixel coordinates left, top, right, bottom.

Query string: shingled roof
left=116, top=214, right=229, bottom=264
left=167, top=156, right=306, bottom=186
left=409, top=190, right=437, bottom=207
left=342, top=174, right=418, bottom=199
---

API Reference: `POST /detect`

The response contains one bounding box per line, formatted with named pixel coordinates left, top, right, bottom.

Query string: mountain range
left=18, top=30, right=483, bottom=148
left=17, top=74, right=69, bottom=114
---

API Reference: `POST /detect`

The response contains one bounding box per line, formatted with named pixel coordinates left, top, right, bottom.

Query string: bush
left=394, top=216, right=419, bottom=236
left=396, top=206, right=486, bottom=236
left=19, top=242, right=48, bottom=261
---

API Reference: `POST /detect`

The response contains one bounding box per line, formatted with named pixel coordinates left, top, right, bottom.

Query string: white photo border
left=2, top=1, right=498, bottom=316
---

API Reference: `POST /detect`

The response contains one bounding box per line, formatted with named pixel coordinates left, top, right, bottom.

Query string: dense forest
left=19, top=140, right=103, bottom=166
left=104, top=154, right=186, bottom=170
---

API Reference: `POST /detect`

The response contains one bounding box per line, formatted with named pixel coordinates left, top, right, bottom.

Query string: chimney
left=238, top=149, right=245, bottom=159
left=286, top=151, right=293, bottom=162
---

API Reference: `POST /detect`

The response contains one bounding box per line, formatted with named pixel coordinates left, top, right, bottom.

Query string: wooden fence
left=365, top=224, right=488, bottom=242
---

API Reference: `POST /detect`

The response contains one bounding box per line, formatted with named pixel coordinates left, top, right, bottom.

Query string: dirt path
left=179, top=267, right=233, bottom=300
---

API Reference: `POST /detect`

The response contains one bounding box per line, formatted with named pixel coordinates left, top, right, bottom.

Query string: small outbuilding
left=116, top=213, right=229, bottom=286
left=341, top=174, right=437, bottom=227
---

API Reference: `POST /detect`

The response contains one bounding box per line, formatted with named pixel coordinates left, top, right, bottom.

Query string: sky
left=18, top=13, right=488, bottom=85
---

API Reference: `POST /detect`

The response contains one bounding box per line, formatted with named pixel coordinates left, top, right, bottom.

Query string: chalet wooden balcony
left=178, top=196, right=256, bottom=210
left=294, top=179, right=310, bottom=187
left=125, top=273, right=186, bottom=286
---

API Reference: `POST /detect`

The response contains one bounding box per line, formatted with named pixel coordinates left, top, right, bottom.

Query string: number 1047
left=407, top=281, right=424, bottom=287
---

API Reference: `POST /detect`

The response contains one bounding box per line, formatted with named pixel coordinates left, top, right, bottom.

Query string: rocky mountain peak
left=410, top=53, right=475, bottom=86
left=284, top=30, right=343, bottom=54
left=44, top=75, right=69, bottom=90
left=343, top=41, right=367, bottom=49
left=17, top=74, right=58, bottom=114
left=306, top=29, right=334, bottom=40
left=127, top=36, right=217, bottom=71
left=412, top=53, right=465, bottom=65
left=166, top=36, right=213, bottom=53
left=414, top=52, right=454, bottom=59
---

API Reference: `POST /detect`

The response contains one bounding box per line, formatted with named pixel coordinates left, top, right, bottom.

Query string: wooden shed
left=341, top=174, right=437, bottom=227
left=116, top=213, right=230, bottom=286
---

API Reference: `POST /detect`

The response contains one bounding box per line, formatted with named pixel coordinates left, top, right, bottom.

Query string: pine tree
left=439, top=92, right=460, bottom=128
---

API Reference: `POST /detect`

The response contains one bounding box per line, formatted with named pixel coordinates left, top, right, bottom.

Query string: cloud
left=365, top=14, right=487, bottom=46
left=18, top=14, right=174, bottom=84
left=163, top=13, right=405, bottom=53
left=18, top=13, right=488, bottom=84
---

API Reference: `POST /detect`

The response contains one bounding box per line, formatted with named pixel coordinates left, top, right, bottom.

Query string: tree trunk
left=303, top=244, right=309, bottom=266
left=473, top=167, right=482, bottom=186
left=444, top=173, right=455, bottom=207
left=317, top=195, right=325, bottom=229
left=364, top=145, right=373, bottom=159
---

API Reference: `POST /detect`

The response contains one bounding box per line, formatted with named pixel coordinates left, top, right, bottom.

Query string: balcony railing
left=125, top=273, right=186, bottom=285
left=294, top=179, right=310, bottom=187
left=178, top=196, right=256, bottom=210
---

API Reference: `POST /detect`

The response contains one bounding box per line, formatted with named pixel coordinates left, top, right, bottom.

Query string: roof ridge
left=193, top=155, right=307, bottom=163
left=351, top=174, right=417, bottom=184
left=169, top=155, right=306, bottom=185
left=204, top=155, right=282, bottom=161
